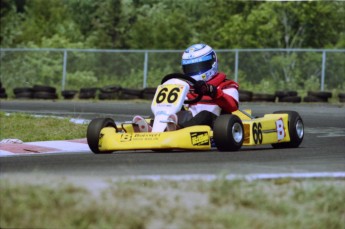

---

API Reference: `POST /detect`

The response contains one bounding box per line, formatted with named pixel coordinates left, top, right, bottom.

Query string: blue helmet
left=181, top=44, right=218, bottom=81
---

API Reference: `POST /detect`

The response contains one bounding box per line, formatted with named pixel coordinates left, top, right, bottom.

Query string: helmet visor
left=182, top=53, right=216, bottom=77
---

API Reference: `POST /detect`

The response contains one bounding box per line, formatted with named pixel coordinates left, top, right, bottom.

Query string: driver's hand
left=194, top=80, right=217, bottom=98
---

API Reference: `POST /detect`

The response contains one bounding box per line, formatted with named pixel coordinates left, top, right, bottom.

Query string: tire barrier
left=61, top=90, right=78, bottom=99
left=32, top=85, right=58, bottom=99
left=279, top=96, right=302, bottom=103
left=303, top=91, right=332, bottom=103
left=34, top=91, right=58, bottom=99
left=12, top=85, right=58, bottom=100
left=78, top=88, right=98, bottom=99
left=13, top=87, right=34, bottom=99
left=98, top=85, right=122, bottom=100
left=252, top=93, right=276, bottom=102
left=119, top=88, right=142, bottom=100
left=4, top=82, right=343, bottom=103
left=141, top=87, right=157, bottom=100
left=338, top=93, right=345, bottom=103
left=0, top=83, right=8, bottom=99
left=239, top=90, right=253, bottom=102
left=274, top=90, right=301, bottom=103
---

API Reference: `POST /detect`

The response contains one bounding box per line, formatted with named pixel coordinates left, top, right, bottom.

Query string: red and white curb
left=0, top=138, right=90, bottom=156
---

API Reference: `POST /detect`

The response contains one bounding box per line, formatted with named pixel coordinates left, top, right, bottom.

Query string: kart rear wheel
left=271, top=111, right=304, bottom=148
left=213, top=114, right=244, bottom=151
left=87, top=118, right=117, bottom=154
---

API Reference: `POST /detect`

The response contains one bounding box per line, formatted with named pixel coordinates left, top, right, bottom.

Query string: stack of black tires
left=78, top=88, right=98, bottom=99
left=303, top=91, right=332, bottom=103
left=60, top=86, right=158, bottom=101
left=239, top=89, right=345, bottom=103
left=238, top=90, right=253, bottom=102
left=13, top=85, right=58, bottom=99
left=0, top=81, right=8, bottom=99
left=239, top=90, right=301, bottom=103
left=275, top=91, right=301, bottom=103
left=98, top=86, right=122, bottom=100
left=5, top=82, right=345, bottom=103
left=339, top=93, right=345, bottom=103
left=61, top=90, right=78, bottom=99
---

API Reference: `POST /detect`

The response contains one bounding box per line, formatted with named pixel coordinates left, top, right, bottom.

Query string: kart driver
left=133, top=43, right=239, bottom=132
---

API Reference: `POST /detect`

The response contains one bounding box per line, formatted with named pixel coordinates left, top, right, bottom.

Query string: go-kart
left=87, top=73, right=304, bottom=154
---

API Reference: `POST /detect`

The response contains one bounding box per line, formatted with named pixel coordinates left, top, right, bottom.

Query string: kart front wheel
left=213, top=114, right=244, bottom=151
left=87, top=118, right=117, bottom=154
left=271, top=111, right=304, bottom=148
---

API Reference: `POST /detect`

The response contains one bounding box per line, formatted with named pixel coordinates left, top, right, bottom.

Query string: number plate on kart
left=152, top=84, right=187, bottom=106
left=151, top=80, right=190, bottom=132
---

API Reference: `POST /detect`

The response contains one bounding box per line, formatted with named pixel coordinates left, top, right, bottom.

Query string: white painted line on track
left=123, top=172, right=345, bottom=181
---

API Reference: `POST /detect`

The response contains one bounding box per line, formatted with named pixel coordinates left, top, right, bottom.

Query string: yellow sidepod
left=242, top=113, right=291, bottom=146
left=98, top=126, right=212, bottom=151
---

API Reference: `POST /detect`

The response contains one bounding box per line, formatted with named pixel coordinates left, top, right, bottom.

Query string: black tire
left=98, top=92, right=119, bottom=100
left=119, top=93, right=140, bottom=100
left=279, top=96, right=301, bottom=103
left=252, top=93, right=276, bottom=102
left=34, top=91, right=58, bottom=100
left=0, top=92, right=8, bottom=99
left=141, top=87, right=157, bottom=100
left=80, top=87, right=99, bottom=93
left=275, top=90, right=298, bottom=99
left=87, top=118, right=117, bottom=154
left=271, top=111, right=304, bottom=148
left=79, top=91, right=96, bottom=99
left=239, top=90, right=253, bottom=102
left=239, top=94, right=252, bottom=102
left=33, top=85, right=56, bottom=93
left=62, top=90, right=78, bottom=99
left=307, top=91, right=332, bottom=99
left=122, top=88, right=142, bottom=97
left=13, top=87, right=33, bottom=95
left=100, top=85, right=122, bottom=93
left=142, top=87, right=157, bottom=94
left=213, top=114, right=244, bottom=151
left=141, top=92, right=155, bottom=100
left=303, top=95, right=327, bottom=102
left=15, top=91, right=33, bottom=99
left=338, top=93, right=345, bottom=99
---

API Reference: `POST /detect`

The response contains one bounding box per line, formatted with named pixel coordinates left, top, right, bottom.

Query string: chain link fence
left=0, top=48, right=344, bottom=96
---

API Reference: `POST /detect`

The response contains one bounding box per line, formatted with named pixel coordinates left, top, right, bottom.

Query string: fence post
left=62, top=50, right=68, bottom=91
left=143, top=51, right=148, bottom=88
left=321, top=50, right=326, bottom=91
left=234, top=49, right=239, bottom=82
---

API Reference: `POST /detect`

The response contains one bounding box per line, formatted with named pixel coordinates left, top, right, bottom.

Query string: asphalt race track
left=1, top=100, right=345, bottom=178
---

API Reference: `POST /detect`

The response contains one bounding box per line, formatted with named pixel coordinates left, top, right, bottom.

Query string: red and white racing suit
left=186, top=72, right=239, bottom=116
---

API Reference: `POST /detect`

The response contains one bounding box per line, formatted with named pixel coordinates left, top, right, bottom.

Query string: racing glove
left=194, top=80, right=217, bottom=98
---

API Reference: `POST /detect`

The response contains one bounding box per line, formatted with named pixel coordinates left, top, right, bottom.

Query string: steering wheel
left=161, top=73, right=203, bottom=104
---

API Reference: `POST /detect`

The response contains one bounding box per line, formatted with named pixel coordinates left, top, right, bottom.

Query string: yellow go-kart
left=87, top=73, right=304, bottom=154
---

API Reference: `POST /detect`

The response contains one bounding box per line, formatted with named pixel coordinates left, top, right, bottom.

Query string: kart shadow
left=109, top=146, right=281, bottom=155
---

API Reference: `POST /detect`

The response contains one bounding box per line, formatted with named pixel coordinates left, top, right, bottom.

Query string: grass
left=0, top=112, right=88, bottom=142
left=0, top=177, right=344, bottom=229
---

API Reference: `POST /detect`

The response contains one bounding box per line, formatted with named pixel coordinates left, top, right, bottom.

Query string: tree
left=0, top=0, right=24, bottom=47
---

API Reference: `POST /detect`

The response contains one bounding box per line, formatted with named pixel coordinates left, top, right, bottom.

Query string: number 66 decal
left=155, top=86, right=180, bottom=104
left=252, top=122, right=263, bottom=144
